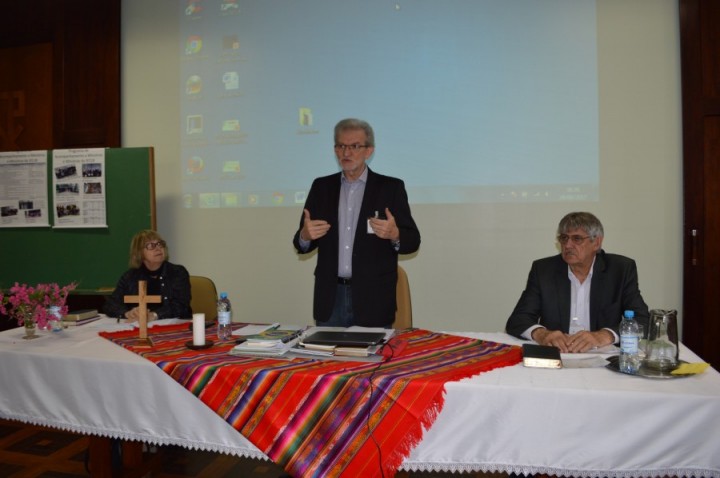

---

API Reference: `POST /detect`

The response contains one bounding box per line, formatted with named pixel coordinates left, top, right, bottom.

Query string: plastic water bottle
left=217, top=292, right=232, bottom=341
left=619, top=310, right=640, bottom=373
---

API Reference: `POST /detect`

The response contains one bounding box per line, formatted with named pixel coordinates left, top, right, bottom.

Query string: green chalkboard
left=0, top=147, right=155, bottom=292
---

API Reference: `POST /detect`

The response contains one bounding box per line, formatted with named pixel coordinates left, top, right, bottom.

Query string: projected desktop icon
left=222, top=35, right=240, bottom=50
left=272, top=193, right=285, bottom=206
left=222, top=119, right=240, bottom=132
left=186, top=115, right=204, bottom=134
left=185, top=156, right=204, bottom=175
left=185, top=75, right=202, bottom=95
left=198, top=193, right=220, bottom=209
left=222, top=160, right=241, bottom=174
left=294, top=191, right=306, bottom=204
left=185, top=2, right=202, bottom=16
left=222, top=71, right=239, bottom=90
left=220, top=0, right=239, bottom=13
left=222, top=193, right=239, bottom=207
left=299, top=108, right=313, bottom=126
left=185, top=35, right=202, bottom=55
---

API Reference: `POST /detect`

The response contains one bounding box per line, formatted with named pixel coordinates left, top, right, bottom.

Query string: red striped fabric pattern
left=100, top=324, right=522, bottom=477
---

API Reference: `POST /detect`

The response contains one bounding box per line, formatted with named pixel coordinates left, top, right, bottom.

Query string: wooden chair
left=189, top=275, right=218, bottom=322
left=393, top=265, right=412, bottom=330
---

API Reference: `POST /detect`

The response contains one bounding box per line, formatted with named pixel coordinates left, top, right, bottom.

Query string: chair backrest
left=393, top=265, right=413, bottom=330
left=189, top=275, right=218, bottom=322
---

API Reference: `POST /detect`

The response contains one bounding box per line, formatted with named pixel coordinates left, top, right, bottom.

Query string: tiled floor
left=0, top=419, right=504, bottom=477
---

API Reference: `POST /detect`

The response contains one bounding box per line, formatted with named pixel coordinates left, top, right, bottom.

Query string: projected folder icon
left=302, top=331, right=386, bottom=348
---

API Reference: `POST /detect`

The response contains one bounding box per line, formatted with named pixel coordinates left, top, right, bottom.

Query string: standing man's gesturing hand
left=300, top=209, right=331, bottom=241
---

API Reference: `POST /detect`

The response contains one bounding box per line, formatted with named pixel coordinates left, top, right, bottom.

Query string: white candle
left=192, top=313, right=206, bottom=346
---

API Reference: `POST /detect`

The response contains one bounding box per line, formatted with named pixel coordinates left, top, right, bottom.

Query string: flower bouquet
left=1, top=282, right=77, bottom=331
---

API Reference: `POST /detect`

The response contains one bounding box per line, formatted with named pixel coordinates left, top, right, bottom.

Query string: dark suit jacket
left=103, top=261, right=192, bottom=319
left=506, top=250, right=649, bottom=339
left=293, top=168, right=420, bottom=327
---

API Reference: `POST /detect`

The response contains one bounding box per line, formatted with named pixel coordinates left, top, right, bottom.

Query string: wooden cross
left=124, top=280, right=161, bottom=347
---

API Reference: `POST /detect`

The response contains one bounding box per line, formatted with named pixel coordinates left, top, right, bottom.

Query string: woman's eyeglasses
left=144, top=240, right=166, bottom=250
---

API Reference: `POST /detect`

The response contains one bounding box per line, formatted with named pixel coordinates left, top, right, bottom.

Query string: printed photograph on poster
left=52, top=148, right=108, bottom=228
left=0, top=150, right=50, bottom=228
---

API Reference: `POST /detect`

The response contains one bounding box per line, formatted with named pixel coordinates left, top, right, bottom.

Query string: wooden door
left=680, top=0, right=720, bottom=369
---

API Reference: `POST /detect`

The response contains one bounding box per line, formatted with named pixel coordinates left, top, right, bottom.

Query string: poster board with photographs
left=0, top=147, right=155, bottom=291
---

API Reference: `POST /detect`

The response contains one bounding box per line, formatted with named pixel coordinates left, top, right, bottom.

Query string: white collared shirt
left=337, top=167, right=367, bottom=278
left=568, top=261, right=594, bottom=333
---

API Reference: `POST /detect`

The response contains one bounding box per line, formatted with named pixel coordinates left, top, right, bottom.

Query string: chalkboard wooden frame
left=0, top=147, right=156, bottom=292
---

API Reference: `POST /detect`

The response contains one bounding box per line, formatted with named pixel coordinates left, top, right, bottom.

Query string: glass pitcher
left=645, top=309, right=679, bottom=371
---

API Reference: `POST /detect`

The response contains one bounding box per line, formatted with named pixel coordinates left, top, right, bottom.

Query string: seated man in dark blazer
left=506, top=212, right=649, bottom=353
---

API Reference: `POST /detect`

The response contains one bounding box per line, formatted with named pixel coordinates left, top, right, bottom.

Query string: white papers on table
left=588, top=344, right=620, bottom=354
left=561, top=356, right=610, bottom=368
left=561, top=345, right=621, bottom=368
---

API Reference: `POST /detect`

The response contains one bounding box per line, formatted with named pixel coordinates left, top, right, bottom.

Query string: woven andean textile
left=100, top=325, right=522, bottom=478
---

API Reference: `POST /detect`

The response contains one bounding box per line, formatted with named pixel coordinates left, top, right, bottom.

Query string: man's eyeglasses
left=144, top=240, right=166, bottom=250
left=557, top=234, right=592, bottom=245
left=334, top=143, right=368, bottom=153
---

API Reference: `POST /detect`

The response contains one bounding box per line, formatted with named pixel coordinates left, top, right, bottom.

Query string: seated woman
left=103, top=230, right=192, bottom=321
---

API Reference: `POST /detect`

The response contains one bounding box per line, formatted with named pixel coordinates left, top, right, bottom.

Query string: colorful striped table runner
left=100, top=325, right=522, bottom=477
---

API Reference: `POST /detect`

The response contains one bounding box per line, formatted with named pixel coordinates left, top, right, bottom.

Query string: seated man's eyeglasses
left=557, top=234, right=591, bottom=245
left=334, top=143, right=368, bottom=152
left=144, top=240, right=166, bottom=250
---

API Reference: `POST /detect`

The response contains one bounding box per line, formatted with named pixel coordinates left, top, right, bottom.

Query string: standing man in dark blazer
left=506, top=212, right=649, bottom=353
left=293, top=118, right=420, bottom=328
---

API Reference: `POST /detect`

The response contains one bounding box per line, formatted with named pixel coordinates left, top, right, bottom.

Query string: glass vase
left=47, top=305, right=63, bottom=332
left=23, top=319, right=38, bottom=340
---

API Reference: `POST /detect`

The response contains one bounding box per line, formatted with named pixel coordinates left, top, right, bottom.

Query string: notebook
left=301, top=331, right=387, bottom=348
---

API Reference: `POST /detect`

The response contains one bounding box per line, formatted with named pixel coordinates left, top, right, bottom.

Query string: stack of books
left=229, top=328, right=303, bottom=357
left=289, top=328, right=395, bottom=361
left=297, top=342, right=373, bottom=358
left=62, top=309, right=101, bottom=326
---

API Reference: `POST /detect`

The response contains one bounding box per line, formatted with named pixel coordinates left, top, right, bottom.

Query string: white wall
left=121, top=0, right=682, bottom=332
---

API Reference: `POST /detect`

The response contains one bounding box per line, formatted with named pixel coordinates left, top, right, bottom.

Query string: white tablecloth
left=1, top=319, right=718, bottom=477
left=0, top=318, right=266, bottom=460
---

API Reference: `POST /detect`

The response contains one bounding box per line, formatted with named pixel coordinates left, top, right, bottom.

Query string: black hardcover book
left=522, top=343, right=563, bottom=369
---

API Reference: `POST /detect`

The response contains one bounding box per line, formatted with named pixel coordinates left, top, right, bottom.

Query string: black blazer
left=505, top=250, right=649, bottom=339
left=293, top=168, right=420, bottom=327
left=103, top=261, right=192, bottom=319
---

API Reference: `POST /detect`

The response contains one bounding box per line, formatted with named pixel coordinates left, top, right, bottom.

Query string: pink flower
left=1, top=282, right=77, bottom=329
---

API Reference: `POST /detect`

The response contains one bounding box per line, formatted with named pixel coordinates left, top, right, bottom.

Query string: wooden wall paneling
left=0, top=43, right=54, bottom=150
left=54, top=0, right=121, bottom=148
left=0, top=0, right=120, bottom=151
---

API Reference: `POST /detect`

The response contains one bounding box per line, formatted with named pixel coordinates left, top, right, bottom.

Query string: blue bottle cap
left=624, top=310, right=634, bottom=318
